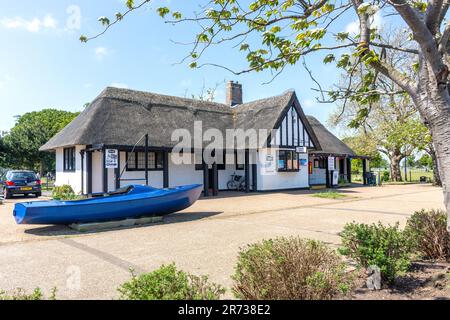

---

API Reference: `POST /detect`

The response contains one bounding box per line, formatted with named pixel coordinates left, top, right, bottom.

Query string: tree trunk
left=390, top=151, right=403, bottom=182
left=426, top=105, right=450, bottom=232
left=428, top=144, right=442, bottom=186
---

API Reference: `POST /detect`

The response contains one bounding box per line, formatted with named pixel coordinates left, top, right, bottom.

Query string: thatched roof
left=40, top=87, right=234, bottom=150
left=306, top=116, right=356, bottom=157
left=40, top=87, right=346, bottom=154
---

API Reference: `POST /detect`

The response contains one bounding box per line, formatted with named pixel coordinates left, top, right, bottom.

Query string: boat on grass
left=13, top=184, right=203, bottom=225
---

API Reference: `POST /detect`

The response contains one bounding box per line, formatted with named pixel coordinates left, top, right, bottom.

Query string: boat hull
left=13, top=184, right=203, bottom=225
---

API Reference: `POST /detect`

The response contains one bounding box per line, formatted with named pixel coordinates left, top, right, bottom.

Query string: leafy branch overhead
left=81, top=1, right=437, bottom=124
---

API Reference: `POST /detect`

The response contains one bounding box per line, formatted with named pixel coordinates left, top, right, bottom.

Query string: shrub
left=118, top=264, right=225, bottom=300
left=382, top=171, right=390, bottom=182
left=0, top=288, right=56, bottom=300
left=339, top=222, right=412, bottom=284
left=232, top=237, right=354, bottom=300
left=52, top=185, right=76, bottom=200
left=405, top=209, right=450, bottom=261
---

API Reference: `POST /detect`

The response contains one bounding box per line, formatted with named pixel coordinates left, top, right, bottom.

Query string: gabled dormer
left=270, top=92, right=320, bottom=150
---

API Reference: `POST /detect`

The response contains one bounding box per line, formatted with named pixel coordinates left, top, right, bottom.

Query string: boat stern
left=13, top=203, right=27, bottom=224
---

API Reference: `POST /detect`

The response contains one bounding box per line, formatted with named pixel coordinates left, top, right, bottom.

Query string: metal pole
left=145, top=134, right=149, bottom=186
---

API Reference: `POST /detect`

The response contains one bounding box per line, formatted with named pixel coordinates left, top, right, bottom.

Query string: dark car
left=0, top=171, right=42, bottom=199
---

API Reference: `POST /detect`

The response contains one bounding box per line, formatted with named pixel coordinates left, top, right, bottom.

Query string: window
left=314, top=158, right=327, bottom=169
left=278, top=150, right=299, bottom=172
left=63, top=147, right=76, bottom=172
left=126, top=151, right=164, bottom=171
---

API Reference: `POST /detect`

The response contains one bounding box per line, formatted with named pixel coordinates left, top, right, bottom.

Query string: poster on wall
left=327, top=156, right=335, bottom=171
left=300, top=159, right=308, bottom=166
left=105, top=149, right=119, bottom=169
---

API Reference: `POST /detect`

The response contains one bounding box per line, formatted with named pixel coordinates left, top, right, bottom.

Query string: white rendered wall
left=168, top=153, right=203, bottom=187
left=91, top=151, right=103, bottom=193
left=54, top=145, right=85, bottom=194
left=257, top=148, right=309, bottom=190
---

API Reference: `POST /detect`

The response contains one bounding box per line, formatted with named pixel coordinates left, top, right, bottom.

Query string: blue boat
left=13, top=184, right=203, bottom=225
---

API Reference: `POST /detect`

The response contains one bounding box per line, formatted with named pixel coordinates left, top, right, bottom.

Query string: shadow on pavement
left=24, top=211, right=223, bottom=237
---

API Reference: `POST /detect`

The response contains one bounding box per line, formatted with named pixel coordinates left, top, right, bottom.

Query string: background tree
left=2, top=109, right=79, bottom=175
left=83, top=0, right=450, bottom=228
left=0, top=132, right=7, bottom=169
left=418, top=153, right=433, bottom=169
left=331, top=95, right=429, bottom=181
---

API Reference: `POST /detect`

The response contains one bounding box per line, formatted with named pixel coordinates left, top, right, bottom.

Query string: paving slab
left=0, top=184, right=444, bottom=299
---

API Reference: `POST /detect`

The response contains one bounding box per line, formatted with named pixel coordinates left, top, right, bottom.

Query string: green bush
left=0, top=288, right=56, bottom=300
left=52, top=185, right=77, bottom=200
left=405, top=209, right=450, bottom=261
left=232, top=237, right=354, bottom=300
left=118, top=264, right=225, bottom=300
left=382, top=171, right=390, bottom=182
left=339, top=222, right=412, bottom=284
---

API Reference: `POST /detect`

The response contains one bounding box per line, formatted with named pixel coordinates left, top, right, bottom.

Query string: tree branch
left=387, top=0, right=448, bottom=83
left=425, top=0, right=444, bottom=35
left=81, top=0, right=152, bottom=42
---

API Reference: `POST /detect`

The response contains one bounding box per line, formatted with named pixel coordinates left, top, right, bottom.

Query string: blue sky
left=0, top=0, right=367, bottom=134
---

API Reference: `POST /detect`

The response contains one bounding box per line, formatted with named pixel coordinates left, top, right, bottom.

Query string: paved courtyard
left=0, top=184, right=444, bottom=299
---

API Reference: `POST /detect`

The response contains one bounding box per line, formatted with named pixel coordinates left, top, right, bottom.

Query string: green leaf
left=79, top=35, right=87, bottom=43
left=189, top=62, right=198, bottom=68
left=323, top=54, right=335, bottom=64
left=157, top=7, right=170, bottom=18
left=98, top=16, right=110, bottom=26
left=240, top=43, right=249, bottom=51
left=172, top=12, right=182, bottom=19
left=126, top=0, right=134, bottom=10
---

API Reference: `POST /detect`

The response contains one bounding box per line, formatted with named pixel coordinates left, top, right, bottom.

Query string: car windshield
left=8, top=172, right=37, bottom=180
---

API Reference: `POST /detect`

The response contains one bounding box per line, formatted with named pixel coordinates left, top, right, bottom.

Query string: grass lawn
left=312, top=190, right=347, bottom=200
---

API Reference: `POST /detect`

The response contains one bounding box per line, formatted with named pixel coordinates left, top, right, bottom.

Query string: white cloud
left=345, top=11, right=383, bottom=35
left=0, top=14, right=57, bottom=32
left=94, top=46, right=109, bottom=60
left=110, top=82, right=128, bottom=89
left=302, top=99, right=315, bottom=108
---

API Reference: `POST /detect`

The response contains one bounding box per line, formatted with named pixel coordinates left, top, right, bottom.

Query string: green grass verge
left=312, top=190, right=347, bottom=200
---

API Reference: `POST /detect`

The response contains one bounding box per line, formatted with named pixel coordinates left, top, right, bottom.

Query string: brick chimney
left=226, top=81, right=243, bottom=106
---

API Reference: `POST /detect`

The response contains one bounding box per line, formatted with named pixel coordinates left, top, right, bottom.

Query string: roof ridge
left=101, top=86, right=229, bottom=108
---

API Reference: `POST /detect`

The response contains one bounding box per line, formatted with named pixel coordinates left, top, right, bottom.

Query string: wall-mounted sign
left=300, top=159, right=308, bottom=166
left=328, top=156, right=335, bottom=171
left=296, top=146, right=307, bottom=153
left=105, top=149, right=119, bottom=169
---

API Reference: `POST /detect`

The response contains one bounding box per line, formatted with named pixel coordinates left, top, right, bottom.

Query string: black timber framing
left=325, top=165, right=330, bottom=188
left=203, top=162, right=209, bottom=196
left=115, top=150, right=121, bottom=189
left=347, top=158, right=352, bottom=183
left=80, top=150, right=85, bottom=195
left=163, top=151, right=169, bottom=188
left=362, top=158, right=368, bottom=185
left=102, top=149, right=107, bottom=193
left=212, top=162, right=218, bottom=196
left=252, top=155, right=257, bottom=192
left=269, top=93, right=321, bottom=150
left=245, top=149, right=250, bottom=193
left=86, top=150, right=92, bottom=194
left=145, top=134, right=149, bottom=186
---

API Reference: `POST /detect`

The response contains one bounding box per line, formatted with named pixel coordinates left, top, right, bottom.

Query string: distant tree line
left=0, top=109, right=79, bottom=175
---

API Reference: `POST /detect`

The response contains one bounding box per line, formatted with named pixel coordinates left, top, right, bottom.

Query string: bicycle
left=227, top=172, right=246, bottom=191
